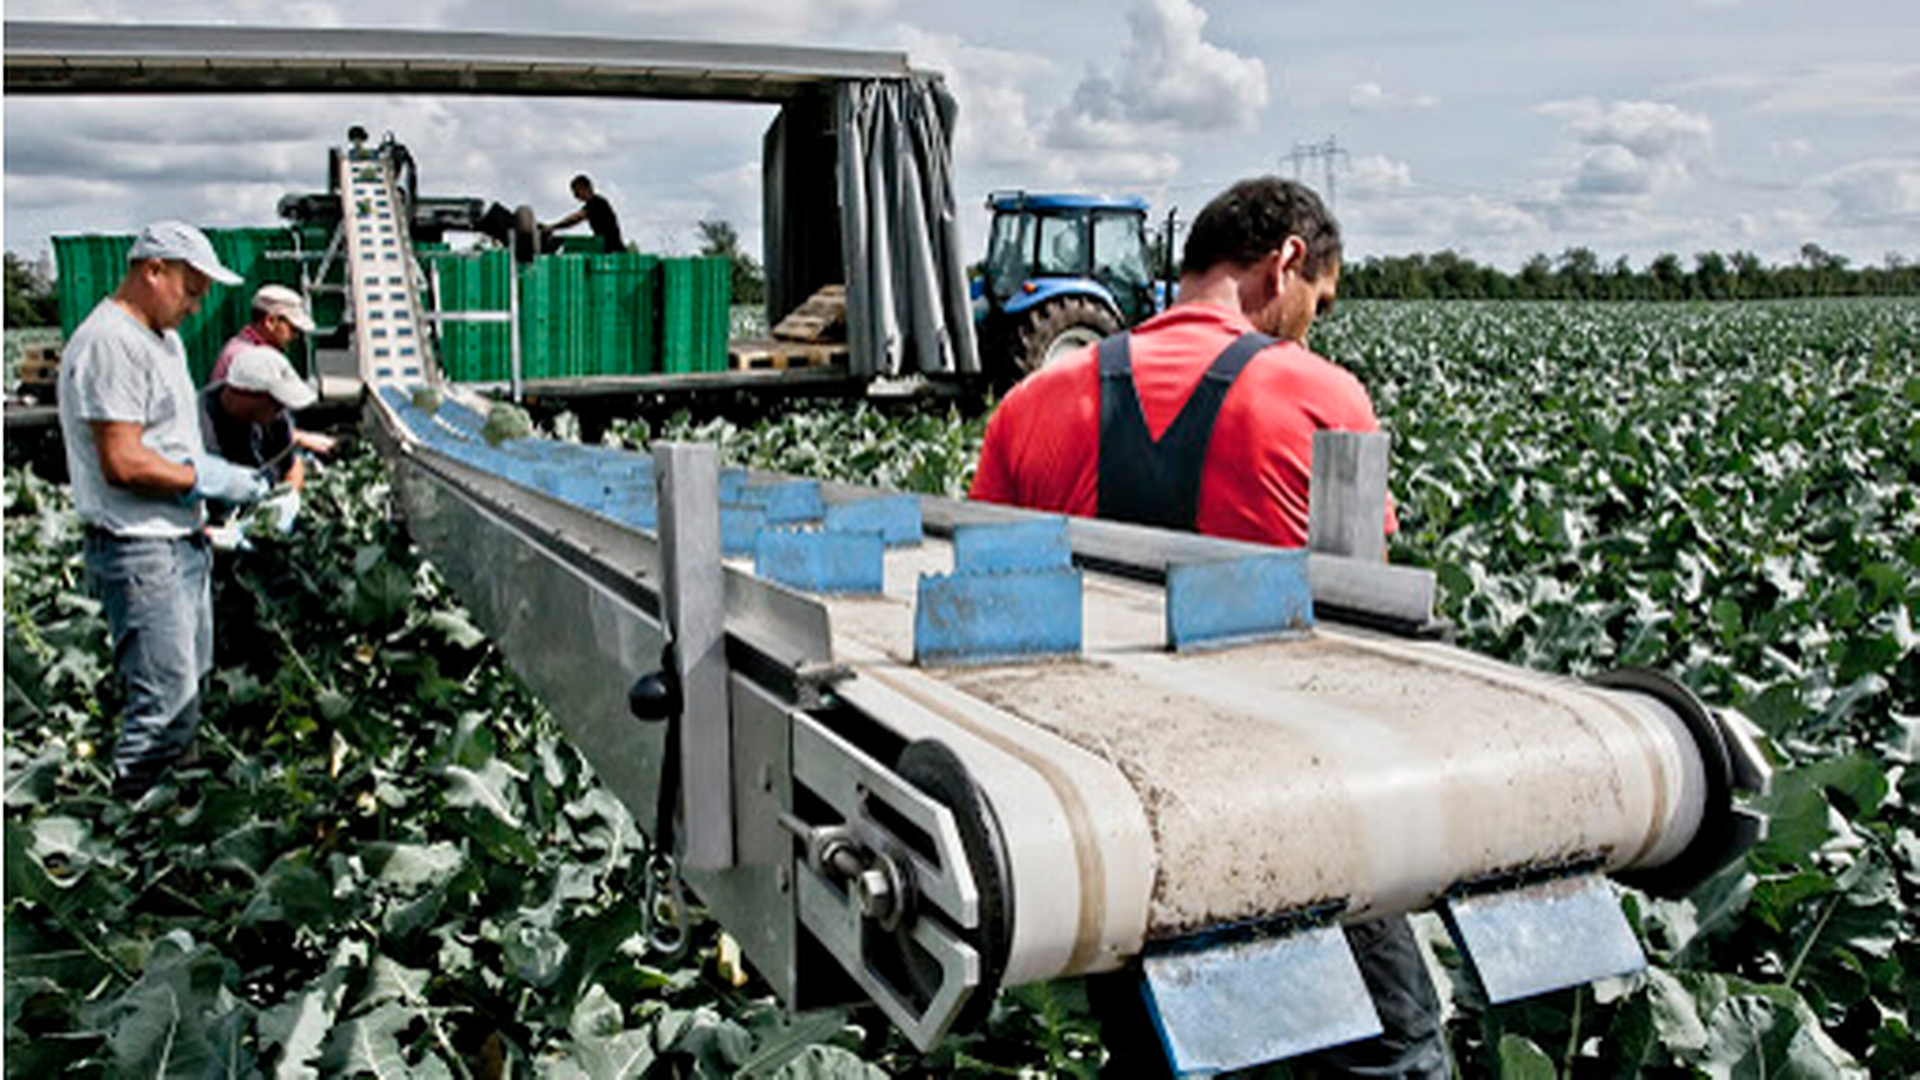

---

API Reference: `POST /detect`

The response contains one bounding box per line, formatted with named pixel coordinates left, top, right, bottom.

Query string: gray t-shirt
left=58, top=298, right=205, bottom=538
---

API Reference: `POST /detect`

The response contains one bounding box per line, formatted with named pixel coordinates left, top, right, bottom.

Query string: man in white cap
left=212, top=284, right=313, bottom=383
left=201, top=345, right=318, bottom=493
left=58, top=220, right=273, bottom=799
left=199, top=344, right=318, bottom=673
left=214, top=283, right=336, bottom=455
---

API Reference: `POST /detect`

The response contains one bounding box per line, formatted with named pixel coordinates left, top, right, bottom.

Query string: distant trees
left=696, top=220, right=766, bottom=306
left=1339, top=247, right=1920, bottom=301
left=5, top=253, right=58, bottom=328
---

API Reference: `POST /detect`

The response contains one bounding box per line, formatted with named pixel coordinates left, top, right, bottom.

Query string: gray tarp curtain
left=838, top=75, right=979, bottom=377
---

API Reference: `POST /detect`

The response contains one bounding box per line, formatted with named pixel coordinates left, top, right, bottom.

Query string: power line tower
left=1286, top=136, right=1350, bottom=212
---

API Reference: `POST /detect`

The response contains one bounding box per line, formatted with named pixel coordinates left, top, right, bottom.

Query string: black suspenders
left=1096, top=331, right=1277, bottom=530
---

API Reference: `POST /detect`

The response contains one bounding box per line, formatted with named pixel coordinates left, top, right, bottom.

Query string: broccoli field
left=6, top=297, right=1918, bottom=1076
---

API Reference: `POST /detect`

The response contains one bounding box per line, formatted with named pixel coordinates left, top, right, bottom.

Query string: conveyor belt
left=345, top=139, right=1768, bottom=1069
left=338, top=148, right=432, bottom=388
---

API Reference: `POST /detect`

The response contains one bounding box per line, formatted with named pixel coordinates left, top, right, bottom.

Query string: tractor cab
left=977, top=191, right=1158, bottom=379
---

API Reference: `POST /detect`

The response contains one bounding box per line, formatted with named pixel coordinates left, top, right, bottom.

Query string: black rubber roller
left=892, top=738, right=1015, bottom=1034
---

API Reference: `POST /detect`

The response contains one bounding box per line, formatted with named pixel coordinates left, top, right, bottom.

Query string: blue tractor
left=974, top=191, right=1162, bottom=380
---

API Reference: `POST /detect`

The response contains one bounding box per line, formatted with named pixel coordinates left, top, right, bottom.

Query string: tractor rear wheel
left=1012, top=296, right=1121, bottom=378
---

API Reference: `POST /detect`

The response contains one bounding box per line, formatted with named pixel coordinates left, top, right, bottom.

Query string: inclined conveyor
left=341, top=142, right=1768, bottom=1074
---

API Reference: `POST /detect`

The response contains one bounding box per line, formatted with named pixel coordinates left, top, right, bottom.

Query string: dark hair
left=1180, top=177, right=1341, bottom=280
left=571, top=174, right=594, bottom=191
left=347, top=125, right=368, bottom=142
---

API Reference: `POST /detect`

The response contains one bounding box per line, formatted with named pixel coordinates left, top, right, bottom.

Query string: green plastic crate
left=519, top=256, right=592, bottom=380
left=423, top=249, right=512, bottom=383
left=661, top=257, right=732, bottom=374
left=584, top=253, right=660, bottom=376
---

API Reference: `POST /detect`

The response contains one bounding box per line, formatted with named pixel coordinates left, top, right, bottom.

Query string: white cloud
left=895, top=27, right=1051, bottom=172
left=1819, top=158, right=1920, bottom=224
left=1686, top=63, right=1920, bottom=120
left=1348, top=82, right=1438, bottom=113
left=1346, top=155, right=1414, bottom=194
left=1109, top=0, right=1268, bottom=129
left=1770, top=139, right=1813, bottom=160
left=1539, top=98, right=1714, bottom=199
left=1049, top=0, right=1265, bottom=145
left=1331, top=156, right=1547, bottom=264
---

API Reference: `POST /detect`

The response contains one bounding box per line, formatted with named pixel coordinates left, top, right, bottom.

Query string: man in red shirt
left=971, top=178, right=1441, bottom=1077
left=972, top=176, right=1391, bottom=546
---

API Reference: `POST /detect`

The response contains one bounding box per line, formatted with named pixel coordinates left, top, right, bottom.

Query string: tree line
left=1337, top=244, right=1920, bottom=301
left=9, top=240, right=1917, bottom=334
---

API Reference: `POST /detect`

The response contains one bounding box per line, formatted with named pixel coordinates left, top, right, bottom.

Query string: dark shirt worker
left=541, top=174, right=624, bottom=253
left=199, top=345, right=316, bottom=499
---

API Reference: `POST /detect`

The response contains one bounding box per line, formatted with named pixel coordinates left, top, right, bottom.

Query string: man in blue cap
left=57, top=220, right=273, bottom=799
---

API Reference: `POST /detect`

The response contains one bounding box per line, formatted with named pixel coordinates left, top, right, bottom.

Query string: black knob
left=629, top=644, right=682, bottom=723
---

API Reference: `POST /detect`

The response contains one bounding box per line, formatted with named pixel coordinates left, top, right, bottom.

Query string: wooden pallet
left=730, top=338, right=848, bottom=370
left=771, top=284, right=847, bottom=343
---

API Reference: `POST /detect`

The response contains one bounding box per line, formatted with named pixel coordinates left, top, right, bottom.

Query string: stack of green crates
left=54, top=227, right=304, bottom=385
left=518, top=255, right=588, bottom=379
left=582, top=254, right=659, bottom=376
left=660, top=256, right=732, bottom=374
left=422, top=249, right=512, bottom=383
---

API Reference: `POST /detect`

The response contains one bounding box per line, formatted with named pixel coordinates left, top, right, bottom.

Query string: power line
left=1286, top=136, right=1350, bottom=212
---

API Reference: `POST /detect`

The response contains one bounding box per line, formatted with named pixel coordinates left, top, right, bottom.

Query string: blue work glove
left=188, top=454, right=271, bottom=505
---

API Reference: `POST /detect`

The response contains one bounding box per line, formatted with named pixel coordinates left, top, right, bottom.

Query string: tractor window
left=1093, top=211, right=1154, bottom=323
left=985, top=210, right=1034, bottom=300
left=1092, top=212, right=1151, bottom=289
left=1035, top=213, right=1088, bottom=276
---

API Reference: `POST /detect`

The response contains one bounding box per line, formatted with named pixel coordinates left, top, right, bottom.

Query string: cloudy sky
left=5, top=0, right=1917, bottom=273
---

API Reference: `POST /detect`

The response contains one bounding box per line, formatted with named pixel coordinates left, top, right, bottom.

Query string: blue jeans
left=83, top=530, right=213, bottom=792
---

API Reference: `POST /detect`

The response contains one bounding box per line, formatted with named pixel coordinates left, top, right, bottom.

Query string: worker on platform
left=970, top=178, right=1444, bottom=1078
left=214, top=285, right=336, bottom=457
left=540, top=174, right=625, bottom=254
left=57, top=221, right=271, bottom=800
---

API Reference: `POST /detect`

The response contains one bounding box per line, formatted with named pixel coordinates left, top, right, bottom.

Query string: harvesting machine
left=8, top=23, right=1773, bottom=1075
left=344, top=137, right=1764, bottom=1073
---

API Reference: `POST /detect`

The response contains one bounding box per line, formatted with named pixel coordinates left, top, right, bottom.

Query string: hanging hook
left=643, top=850, right=690, bottom=958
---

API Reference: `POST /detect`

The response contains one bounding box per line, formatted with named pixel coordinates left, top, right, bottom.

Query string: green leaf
left=1698, top=983, right=1865, bottom=1078
left=1495, top=1033, right=1556, bottom=1080
left=504, top=920, right=570, bottom=989
left=738, top=1010, right=862, bottom=1079
left=350, top=558, right=415, bottom=628
left=1647, top=967, right=1711, bottom=1054
left=259, top=952, right=357, bottom=1080
left=319, top=1000, right=416, bottom=1079
left=362, top=841, right=466, bottom=893
left=425, top=610, right=488, bottom=650
left=356, top=956, right=432, bottom=1014
left=442, top=760, right=525, bottom=828
left=105, top=942, right=235, bottom=1080
left=765, top=1045, right=889, bottom=1080
left=565, top=985, right=657, bottom=1079
left=4, top=745, right=63, bottom=809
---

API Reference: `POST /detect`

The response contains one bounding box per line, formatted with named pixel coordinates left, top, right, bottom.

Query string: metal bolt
left=759, top=764, right=774, bottom=793
left=776, top=864, right=791, bottom=893
left=852, top=867, right=894, bottom=924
